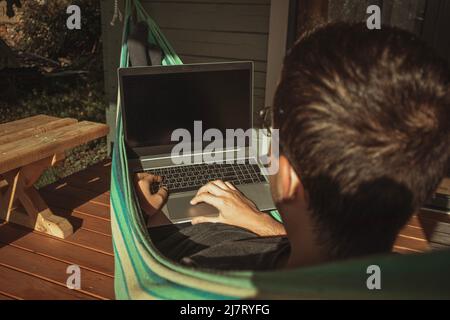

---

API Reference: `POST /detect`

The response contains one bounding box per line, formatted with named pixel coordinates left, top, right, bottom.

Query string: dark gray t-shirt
left=149, top=222, right=290, bottom=271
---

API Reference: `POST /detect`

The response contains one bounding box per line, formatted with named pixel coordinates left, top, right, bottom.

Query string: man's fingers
left=190, top=192, right=224, bottom=208
left=157, top=186, right=169, bottom=200
left=135, top=172, right=162, bottom=183
left=210, top=180, right=229, bottom=190
left=196, top=181, right=228, bottom=197
left=150, top=186, right=168, bottom=210
left=224, top=181, right=237, bottom=190
left=135, top=172, right=146, bottom=182
left=192, top=215, right=221, bottom=225
left=145, top=174, right=163, bottom=183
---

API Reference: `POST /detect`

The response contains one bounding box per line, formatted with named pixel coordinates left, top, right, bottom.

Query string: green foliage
left=1, top=0, right=108, bottom=188
left=35, top=141, right=107, bottom=189
left=0, top=80, right=106, bottom=124
left=0, top=0, right=22, bottom=18
left=19, top=0, right=101, bottom=61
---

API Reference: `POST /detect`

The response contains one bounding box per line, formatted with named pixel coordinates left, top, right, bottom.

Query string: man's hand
left=135, top=173, right=168, bottom=218
left=191, top=180, right=286, bottom=237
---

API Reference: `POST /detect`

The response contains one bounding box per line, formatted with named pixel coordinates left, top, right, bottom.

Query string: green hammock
left=110, top=0, right=450, bottom=299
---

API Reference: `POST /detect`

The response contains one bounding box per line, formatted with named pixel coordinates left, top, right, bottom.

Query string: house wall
left=326, top=0, right=449, bottom=63
left=100, top=0, right=126, bottom=150
left=327, top=0, right=427, bottom=33
left=100, top=0, right=279, bottom=151
left=421, top=0, right=450, bottom=65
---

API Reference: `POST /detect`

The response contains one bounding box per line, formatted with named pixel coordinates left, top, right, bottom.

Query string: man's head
left=270, top=23, right=450, bottom=259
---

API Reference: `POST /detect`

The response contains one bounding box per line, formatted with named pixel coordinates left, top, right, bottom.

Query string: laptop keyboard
left=146, top=162, right=266, bottom=194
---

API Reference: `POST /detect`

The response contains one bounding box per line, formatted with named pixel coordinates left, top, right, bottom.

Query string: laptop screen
left=120, top=63, right=252, bottom=153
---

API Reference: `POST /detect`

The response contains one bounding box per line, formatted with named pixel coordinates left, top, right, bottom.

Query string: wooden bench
left=0, top=115, right=109, bottom=239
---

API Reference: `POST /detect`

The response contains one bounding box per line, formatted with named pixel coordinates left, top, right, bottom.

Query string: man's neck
left=279, top=200, right=329, bottom=269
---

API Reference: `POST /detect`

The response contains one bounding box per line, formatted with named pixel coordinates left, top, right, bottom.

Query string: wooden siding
left=100, top=0, right=272, bottom=149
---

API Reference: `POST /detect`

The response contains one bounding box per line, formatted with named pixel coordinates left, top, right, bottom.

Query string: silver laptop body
left=118, top=62, right=275, bottom=223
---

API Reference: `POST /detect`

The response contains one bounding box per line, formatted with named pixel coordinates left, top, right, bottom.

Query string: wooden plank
left=254, top=71, right=267, bottom=90
left=393, top=245, right=422, bottom=254
left=63, top=228, right=113, bottom=255
left=0, top=265, right=96, bottom=300
left=0, top=118, right=78, bottom=145
left=428, top=231, right=450, bottom=247
left=430, top=242, right=450, bottom=250
left=0, top=245, right=114, bottom=299
left=41, top=192, right=111, bottom=220
left=405, top=214, right=421, bottom=228
left=8, top=205, right=113, bottom=254
left=0, top=224, right=114, bottom=276
left=162, top=29, right=268, bottom=61
left=180, top=54, right=267, bottom=72
left=74, top=159, right=112, bottom=179
left=0, top=121, right=109, bottom=174
left=0, top=292, right=15, bottom=300
left=254, top=88, right=265, bottom=98
left=0, top=157, right=75, bottom=239
left=417, top=210, right=450, bottom=246
left=61, top=178, right=111, bottom=196
left=394, top=235, right=429, bottom=252
left=178, top=54, right=267, bottom=105
left=419, top=209, right=450, bottom=224
left=42, top=183, right=110, bottom=206
left=49, top=207, right=112, bottom=235
left=420, top=218, right=450, bottom=235
left=0, top=115, right=57, bottom=136
left=398, top=224, right=427, bottom=240
left=55, top=160, right=112, bottom=194
left=142, top=2, right=271, bottom=33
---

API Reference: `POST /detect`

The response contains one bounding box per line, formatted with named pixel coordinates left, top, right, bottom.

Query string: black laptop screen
left=120, top=65, right=252, bottom=151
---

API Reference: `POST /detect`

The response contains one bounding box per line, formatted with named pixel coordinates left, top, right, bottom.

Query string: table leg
left=0, top=153, right=73, bottom=238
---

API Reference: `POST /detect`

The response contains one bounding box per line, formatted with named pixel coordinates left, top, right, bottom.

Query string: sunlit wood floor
left=0, top=160, right=114, bottom=300
left=0, top=159, right=448, bottom=299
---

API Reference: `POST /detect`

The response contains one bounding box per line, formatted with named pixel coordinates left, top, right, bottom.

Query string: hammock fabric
left=110, top=0, right=450, bottom=299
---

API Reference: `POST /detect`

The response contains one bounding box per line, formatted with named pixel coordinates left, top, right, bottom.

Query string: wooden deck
left=0, top=160, right=114, bottom=300
left=0, top=159, right=449, bottom=299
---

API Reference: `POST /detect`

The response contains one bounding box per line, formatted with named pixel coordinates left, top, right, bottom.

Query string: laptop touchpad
left=167, top=196, right=219, bottom=221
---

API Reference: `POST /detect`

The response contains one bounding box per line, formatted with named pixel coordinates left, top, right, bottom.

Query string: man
left=135, top=23, right=450, bottom=270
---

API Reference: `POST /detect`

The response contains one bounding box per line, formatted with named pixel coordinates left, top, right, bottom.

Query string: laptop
left=118, top=62, right=275, bottom=223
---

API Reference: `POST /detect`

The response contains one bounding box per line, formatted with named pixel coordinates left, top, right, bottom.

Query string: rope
left=110, top=0, right=123, bottom=26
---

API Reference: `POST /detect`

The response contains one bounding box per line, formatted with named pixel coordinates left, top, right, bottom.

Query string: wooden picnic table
left=0, top=115, right=109, bottom=239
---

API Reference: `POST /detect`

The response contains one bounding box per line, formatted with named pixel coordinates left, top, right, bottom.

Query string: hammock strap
left=110, top=0, right=123, bottom=26
left=114, top=0, right=183, bottom=227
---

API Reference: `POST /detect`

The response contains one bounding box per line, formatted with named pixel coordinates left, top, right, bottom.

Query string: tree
left=18, top=0, right=101, bottom=64
left=1, top=0, right=22, bottom=18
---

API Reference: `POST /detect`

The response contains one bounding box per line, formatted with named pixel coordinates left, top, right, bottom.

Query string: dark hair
left=274, top=23, right=450, bottom=258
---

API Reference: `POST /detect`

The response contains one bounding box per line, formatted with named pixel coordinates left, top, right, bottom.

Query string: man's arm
left=135, top=173, right=171, bottom=227
left=191, top=180, right=286, bottom=237
left=135, top=174, right=286, bottom=236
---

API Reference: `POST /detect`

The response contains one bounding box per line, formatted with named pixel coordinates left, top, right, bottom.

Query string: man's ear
left=274, top=155, right=302, bottom=202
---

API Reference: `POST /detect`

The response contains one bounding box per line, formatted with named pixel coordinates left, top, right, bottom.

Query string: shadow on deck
left=0, top=159, right=448, bottom=299
left=0, top=160, right=114, bottom=300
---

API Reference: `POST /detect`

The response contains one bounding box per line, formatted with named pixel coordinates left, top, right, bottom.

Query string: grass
left=0, top=1, right=108, bottom=189
left=34, top=141, right=108, bottom=189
